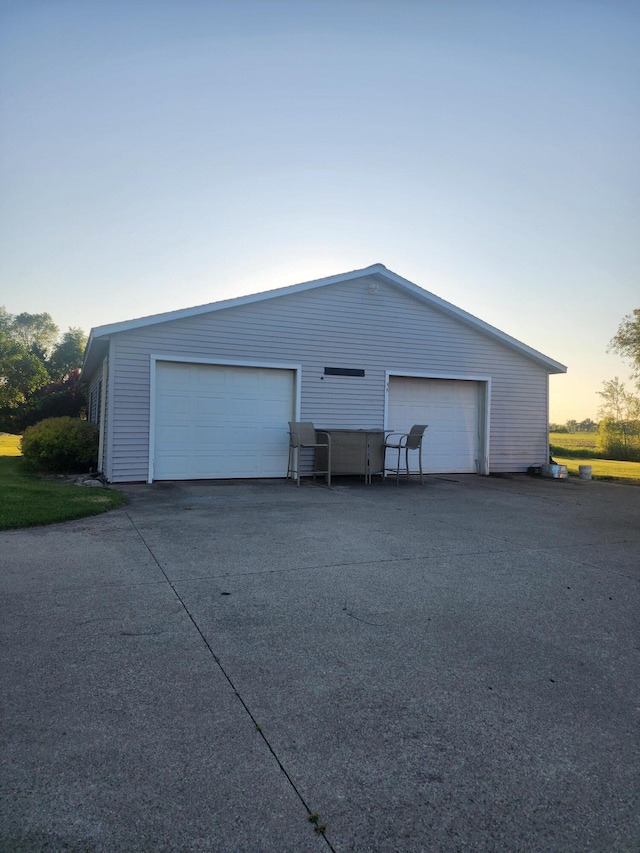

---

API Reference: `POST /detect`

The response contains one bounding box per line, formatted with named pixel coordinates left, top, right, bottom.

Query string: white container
left=579, top=465, right=592, bottom=480
left=542, top=463, right=568, bottom=479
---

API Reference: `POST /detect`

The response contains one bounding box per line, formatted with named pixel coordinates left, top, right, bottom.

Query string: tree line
left=0, top=308, right=87, bottom=434
left=549, top=419, right=599, bottom=433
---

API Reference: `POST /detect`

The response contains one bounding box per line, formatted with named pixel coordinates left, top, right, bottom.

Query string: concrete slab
left=1, top=474, right=639, bottom=851
left=1, top=512, right=162, bottom=594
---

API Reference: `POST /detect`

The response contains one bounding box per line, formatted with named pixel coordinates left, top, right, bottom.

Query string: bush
left=21, top=417, right=99, bottom=473
left=597, top=417, right=640, bottom=462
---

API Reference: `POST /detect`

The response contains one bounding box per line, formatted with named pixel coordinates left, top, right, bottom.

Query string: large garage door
left=387, top=377, right=480, bottom=474
left=154, top=362, right=294, bottom=480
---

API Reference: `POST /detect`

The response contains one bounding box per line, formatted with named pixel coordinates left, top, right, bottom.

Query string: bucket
left=579, top=465, right=592, bottom=480
left=542, top=464, right=568, bottom=479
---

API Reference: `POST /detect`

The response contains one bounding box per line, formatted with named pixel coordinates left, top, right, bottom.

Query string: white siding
left=103, top=275, right=550, bottom=481
left=87, top=358, right=108, bottom=474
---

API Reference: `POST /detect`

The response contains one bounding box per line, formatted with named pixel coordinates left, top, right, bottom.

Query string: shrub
left=21, top=417, right=99, bottom=473
left=597, top=417, right=640, bottom=462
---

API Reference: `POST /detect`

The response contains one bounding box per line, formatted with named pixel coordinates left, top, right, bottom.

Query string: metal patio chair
left=384, top=424, right=428, bottom=485
left=287, top=422, right=332, bottom=487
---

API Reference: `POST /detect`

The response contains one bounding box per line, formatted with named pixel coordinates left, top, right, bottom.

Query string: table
left=316, top=429, right=386, bottom=484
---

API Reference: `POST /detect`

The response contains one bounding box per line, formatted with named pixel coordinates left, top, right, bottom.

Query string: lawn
left=549, top=432, right=640, bottom=482
left=0, top=434, right=127, bottom=530
left=551, top=456, right=640, bottom=483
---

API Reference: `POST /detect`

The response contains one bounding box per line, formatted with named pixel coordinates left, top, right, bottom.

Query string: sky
left=1, top=0, right=638, bottom=423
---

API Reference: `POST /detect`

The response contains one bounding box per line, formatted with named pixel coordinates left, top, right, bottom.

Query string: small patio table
left=316, top=429, right=386, bottom=484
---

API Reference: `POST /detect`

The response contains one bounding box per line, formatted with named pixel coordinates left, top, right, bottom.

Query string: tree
left=0, top=306, right=12, bottom=333
left=0, top=332, right=50, bottom=410
left=597, top=377, right=640, bottom=461
left=597, top=377, right=639, bottom=422
left=8, top=369, right=88, bottom=432
left=0, top=307, right=87, bottom=432
left=10, top=312, right=59, bottom=359
left=47, top=328, right=87, bottom=381
left=609, top=309, right=640, bottom=387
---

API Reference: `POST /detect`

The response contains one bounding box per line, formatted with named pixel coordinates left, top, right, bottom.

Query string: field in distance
left=549, top=432, right=598, bottom=451
left=550, top=432, right=640, bottom=482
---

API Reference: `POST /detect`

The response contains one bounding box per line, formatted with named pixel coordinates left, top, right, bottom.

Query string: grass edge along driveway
left=0, top=434, right=127, bottom=531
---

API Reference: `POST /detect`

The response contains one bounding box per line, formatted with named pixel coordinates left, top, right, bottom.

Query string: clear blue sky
left=1, top=0, right=638, bottom=422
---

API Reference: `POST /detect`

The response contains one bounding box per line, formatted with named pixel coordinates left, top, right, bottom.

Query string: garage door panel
left=193, top=424, right=226, bottom=445
left=160, top=363, right=191, bottom=386
left=195, top=454, right=240, bottom=476
left=261, top=425, right=288, bottom=447
left=231, top=426, right=261, bottom=446
left=230, top=397, right=262, bottom=417
left=194, top=395, right=226, bottom=417
left=157, top=454, right=191, bottom=478
left=155, top=363, right=294, bottom=480
left=157, top=394, right=190, bottom=417
left=156, top=424, right=191, bottom=445
left=197, top=370, right=226, bottom=390
left=260, top=398, right=293, bottom=417
left=388, top=377, right=481, bottom=474
left=231, top=372, right=260, bottom=392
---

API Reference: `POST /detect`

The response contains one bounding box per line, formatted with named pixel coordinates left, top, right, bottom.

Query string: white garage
left=82, top=264, right=566, bottom=483
left=152, top=361, right=295, bottom=480
left=387, top=375, right=484, bottom=474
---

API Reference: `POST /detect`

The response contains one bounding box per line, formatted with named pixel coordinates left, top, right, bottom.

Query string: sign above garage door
left=387, top=375, right=486, bottom=474
left=152, top=361, right=295, bottom=481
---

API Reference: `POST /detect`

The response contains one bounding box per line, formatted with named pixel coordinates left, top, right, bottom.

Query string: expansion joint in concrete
left=124, top=512, right=337, bottom=852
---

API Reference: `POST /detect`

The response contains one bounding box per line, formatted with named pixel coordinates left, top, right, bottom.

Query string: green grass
left=549, top=432, right=640, bottom=480
left=0, top=435, right=127, bottom=530
left=552, top=456, right=640, bottom=483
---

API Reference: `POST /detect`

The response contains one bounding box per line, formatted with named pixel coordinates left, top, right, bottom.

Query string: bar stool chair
left=384, top=424, right=428, bottom=485
left=287, top=422, right=331, bottom=486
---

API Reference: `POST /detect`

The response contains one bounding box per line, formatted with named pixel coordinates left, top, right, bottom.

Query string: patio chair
left=384, top=424, right=428, bottom=485
left=287, top=422, right=332, bottom=487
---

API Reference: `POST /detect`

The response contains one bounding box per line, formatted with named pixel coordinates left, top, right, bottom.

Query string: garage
left=387, top=376, right=483, bottom=474
left=153, top=361, right=295, bottom=480
left=82, top=264, right=564, bottom=482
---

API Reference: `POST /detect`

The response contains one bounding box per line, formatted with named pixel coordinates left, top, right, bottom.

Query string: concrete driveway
left=1, top=474, right=639, bottom=852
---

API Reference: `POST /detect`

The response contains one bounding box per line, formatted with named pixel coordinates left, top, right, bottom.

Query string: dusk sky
left=1, top=0, right=638, bottom=423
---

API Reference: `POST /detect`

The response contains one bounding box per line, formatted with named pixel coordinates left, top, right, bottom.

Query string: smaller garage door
left=154, top=362, right=294, bottom=480
left=387, top=377, right=481, bottom=474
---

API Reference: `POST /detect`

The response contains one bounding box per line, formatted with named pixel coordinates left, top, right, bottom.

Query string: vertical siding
left=106, top=275, right=552, bottom=481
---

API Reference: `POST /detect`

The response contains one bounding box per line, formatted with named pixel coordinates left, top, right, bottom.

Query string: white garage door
left=154, top=362, right=294, bottom=480
left=387, top=377, right=480, bottom=474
